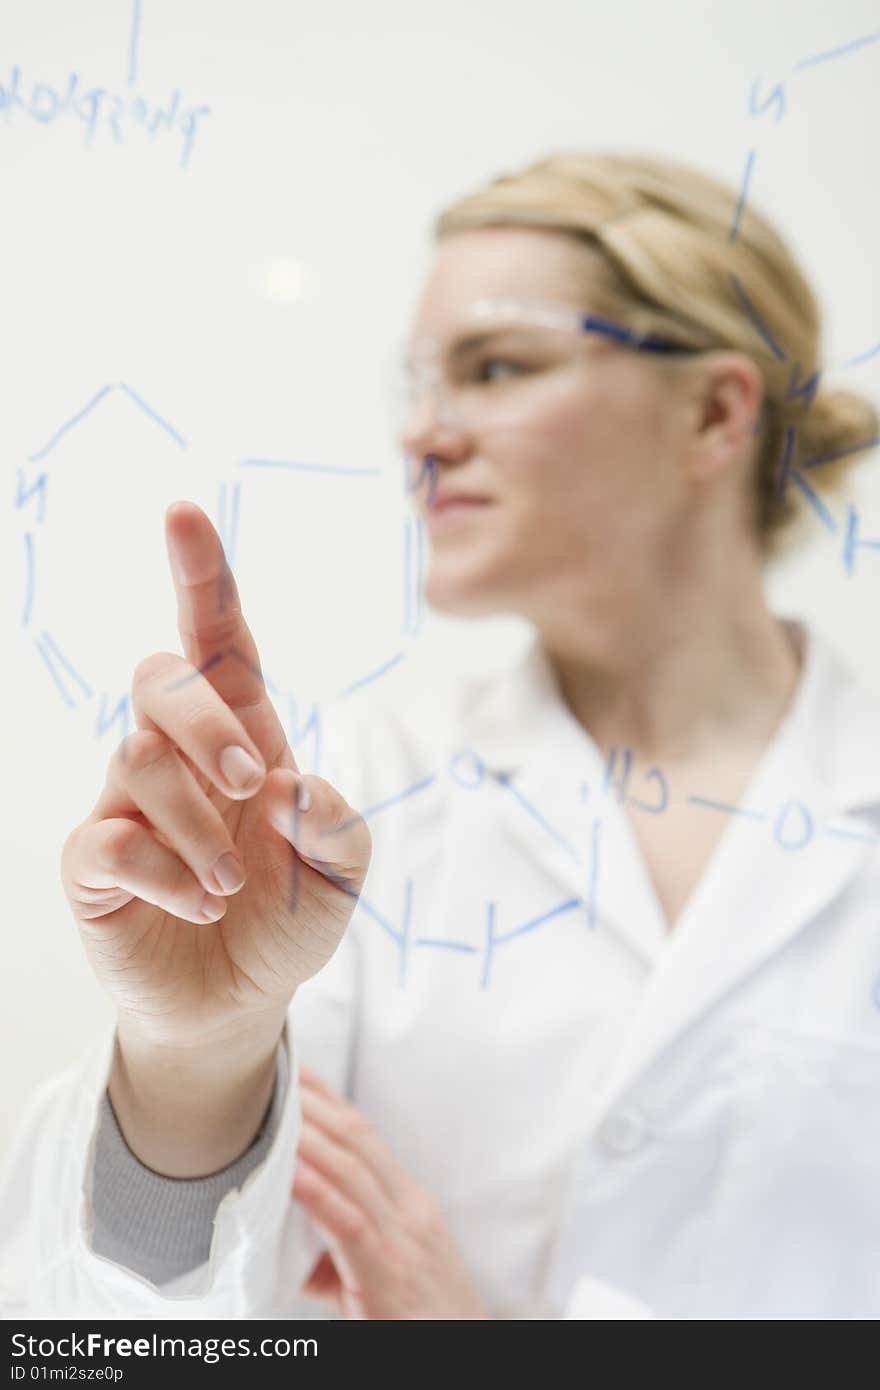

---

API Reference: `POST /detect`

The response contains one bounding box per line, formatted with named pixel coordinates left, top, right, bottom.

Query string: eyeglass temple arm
left=580, top=313, right=697, bottom=355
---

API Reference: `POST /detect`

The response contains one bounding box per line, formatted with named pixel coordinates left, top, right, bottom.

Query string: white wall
left=2, top=0, right=879, bottom=1151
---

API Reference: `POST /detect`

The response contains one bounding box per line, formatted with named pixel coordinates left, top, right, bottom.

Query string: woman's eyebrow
left=404, top=325, right=538, bottom=368
left=446, top=326, right=537, bottom=359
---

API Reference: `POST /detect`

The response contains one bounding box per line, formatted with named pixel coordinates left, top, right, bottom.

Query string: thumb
left=262, top=767, right=372, bottom=897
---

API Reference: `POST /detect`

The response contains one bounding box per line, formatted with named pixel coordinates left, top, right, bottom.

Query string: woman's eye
left=476, top=357, right=528, bottom=383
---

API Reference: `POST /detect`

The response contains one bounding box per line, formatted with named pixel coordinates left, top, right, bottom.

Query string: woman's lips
left=426, top=498, right=492, bottom=530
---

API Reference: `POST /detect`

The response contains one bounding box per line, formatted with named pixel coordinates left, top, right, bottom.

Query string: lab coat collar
left=459, top=615, right=880, bottom=1100
left=461, top=616, right=880, bottom=809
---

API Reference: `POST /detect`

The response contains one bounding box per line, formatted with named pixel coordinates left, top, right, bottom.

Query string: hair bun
left=795, top=387, right=879, bottom=471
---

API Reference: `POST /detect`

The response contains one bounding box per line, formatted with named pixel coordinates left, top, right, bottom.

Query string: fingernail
left=220, top=745, right=264, bottom=791
left=212, top=852, right=246, bottom=893
left=200, top=892, right=227, bottom=921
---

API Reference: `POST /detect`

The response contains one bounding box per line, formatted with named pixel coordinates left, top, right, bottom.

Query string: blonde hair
left=433, top=150, right=878, bottom=557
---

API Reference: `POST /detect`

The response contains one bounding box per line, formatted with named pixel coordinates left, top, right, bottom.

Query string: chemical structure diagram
left=12, top=16, right=880, bottom=999
left=730, top=25, right=880, bottom=565
left=0, top=0, right=210, bottom=168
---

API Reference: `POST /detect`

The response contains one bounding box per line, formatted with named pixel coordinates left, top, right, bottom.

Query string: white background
left=2, top=0, right=879, bottom=1151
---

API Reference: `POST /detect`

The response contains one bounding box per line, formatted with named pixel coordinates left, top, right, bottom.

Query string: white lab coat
left=2, top=615, right=880, bottom=1320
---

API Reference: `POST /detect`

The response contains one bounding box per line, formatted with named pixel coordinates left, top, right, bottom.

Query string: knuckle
left=60, top=824, right=80, bottom=862
left=59, top=825, right=83, bottom=884
left=355, top=816, right=373, bottom=858
left=132, top=651, right=178, bottom=690
left=177, top=700, right=227, bottom=741
left=115, top=729, right=172, bottom=776
left=96, top=818, right=144, bottom=874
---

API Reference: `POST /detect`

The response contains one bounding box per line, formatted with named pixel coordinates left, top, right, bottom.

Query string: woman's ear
left=685, top=351, right=765, bottom=482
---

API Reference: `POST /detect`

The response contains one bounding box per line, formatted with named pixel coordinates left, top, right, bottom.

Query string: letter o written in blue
left=773, top=798, right=814, bottom=850
left=29, top=82, right=59, bottom=123
left=448, top=748, right=485, bottom=789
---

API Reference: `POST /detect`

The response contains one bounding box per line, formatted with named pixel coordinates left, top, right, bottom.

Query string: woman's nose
left=397, top=380, right=470, bottom=462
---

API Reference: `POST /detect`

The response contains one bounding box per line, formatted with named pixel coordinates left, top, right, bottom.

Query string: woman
left=2, top=150, right=879, bottom=1321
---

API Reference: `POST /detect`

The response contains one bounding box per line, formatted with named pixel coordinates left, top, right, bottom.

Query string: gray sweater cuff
left=90, top=1037, right=290, bottom=1286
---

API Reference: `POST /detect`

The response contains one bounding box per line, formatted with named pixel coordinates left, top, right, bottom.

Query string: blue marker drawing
left=161, top=652, right=225, bottom=692
left=602, top=746, right=633, bottom=804
left=604, top=745, right=674, bottom=815
left=127, top=0, right=142, bottom=87
left=405, top=453, right=439, bottom=506
left=842, top=505, right=880, bottom=577
left=480, top=902, right=499, bottom=990
left=768, top=415, right=836, bottom=533
left=117, top=383, right=187, bottom=447
left=494, top=895, right=583, bottom=948
left=794, top=28, right=880, bottom=72
left=28, top=383, right=185, bottom=464
left=785, top=361, right=822, bottom=412
left=788, top=467, right=838, bottom=535
left=481, top=895, right=583, bottom=988
left=629, top=767, right=669, bottom=815
left=493, top=770, right=579, bottom=861
left=686, top=795, right=768, bottom=822
left=14, top=467, right=48, bottom=522
left=96, top=692, right=131, bottom=750
left=824, top=824, right=880, bottom=847
left=34, top=633, right=94, bottom=709
left=722, top=281, right=871, bottom=545
left=337, top=652, right=407, bottom=699
left=226, top=643, right=279, bottom=695
left=773, top=799, right=814, bottom=851
left=21, top=532, right=35, bottom=628
left=354, top=774, right=439, bottom=827
left=0, top=65, right=210, bottom=168
left=285, top=694, right=322, bottom=774
left=803, top=435, right=880, bottom=472
left=749, top=77, right=786, bottom=122
left=584, top=817, right=601, bottom=930
left=729, top=274, right=786, bottom=360
left=415, top=936, right=479, bottom=955
left=218, top=479, right=241, bottom=557
left=355, top=880, right=414, bottom=987
left=28, top=384, right=115, bottom=463
left=729, top=149, right=756, bottom=244
left=316, top=772, right=439, bottom=840
left=448, top=748, right=486, bottom=789
left=278, top=778, right=302, bottom=913
left=839, top=340, right=880, bottom=370
left=772, top=424, right=797, bottom=506
left=215, top=482, right=241, bottom=614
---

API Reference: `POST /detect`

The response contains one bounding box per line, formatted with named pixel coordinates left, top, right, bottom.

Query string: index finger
left=165, top=500, right=289, bottom=764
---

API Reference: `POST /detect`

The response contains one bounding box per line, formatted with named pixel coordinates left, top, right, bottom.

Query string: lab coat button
left=597, top=1107, right=652, bottom=1157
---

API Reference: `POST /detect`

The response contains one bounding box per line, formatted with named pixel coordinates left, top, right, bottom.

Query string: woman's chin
left=424, top=570, right=507, bottom=618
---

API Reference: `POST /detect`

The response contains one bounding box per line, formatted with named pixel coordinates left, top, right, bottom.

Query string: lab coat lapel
left=589, top=621, right=880, bottom=1106
left=462, top=621, right=880, bottom=1107
left=461, top=634, right=669, bottom=962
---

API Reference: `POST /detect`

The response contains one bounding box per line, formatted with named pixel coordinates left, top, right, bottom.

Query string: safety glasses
left=389, top=296, right=704, bottom=438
